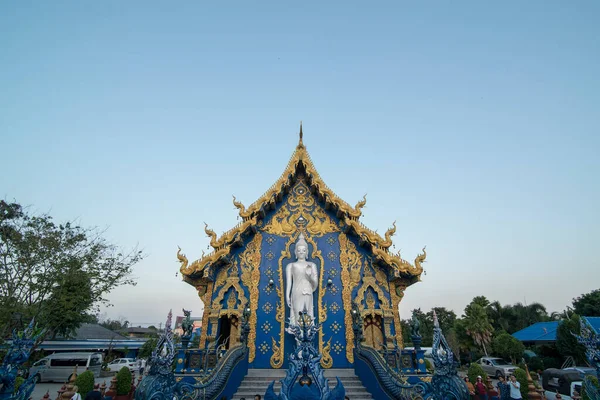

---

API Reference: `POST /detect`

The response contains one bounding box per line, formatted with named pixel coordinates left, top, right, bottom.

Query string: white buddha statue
left=285, top=233, right=318, bottom=327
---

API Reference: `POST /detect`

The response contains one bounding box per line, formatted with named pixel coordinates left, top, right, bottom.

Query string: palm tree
left=463, top=303, right=493, bottom=356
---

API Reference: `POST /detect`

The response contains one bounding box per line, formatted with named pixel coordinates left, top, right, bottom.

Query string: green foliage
left=401, top=307, right=457, bottom=347
left=463, top=302, right=493, bottom=355
left=467, top=363, right=488, bottom=384
left=75, top=370, right=95, bottom=396
left=99, top=318, right=129, bottom=332
left=492, top=332, right=525, bottom=363
left=573, top=289, right=600, bottom=317
left=41, top=267, right=94, bottom=338
left=527, top=357, right=544, bottom=372
left=556, top=314, right=587, bottom=364
left=116, top=367, right=132, bottom=395
left=582, top=375, right=599, bottom=400
left=513, top=368, right=529, bottom=400
left=14, top=377, right=24, bottom=393
left=138, top=337, right=158, bottom=359
left=0, top=200, right=144, bottom=338
left=486, top=300, right=549, bottom=334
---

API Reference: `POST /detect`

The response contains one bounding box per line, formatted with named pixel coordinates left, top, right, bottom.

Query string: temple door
left=218, top=316, right=231, bottom=349
left=229, top=316, right=239, bottom=347
left=363, top=315, right=384, bottom=349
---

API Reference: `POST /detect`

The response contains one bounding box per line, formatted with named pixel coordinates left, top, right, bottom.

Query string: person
left=509, top=375, right=522, bottom=400
left=139, top=358, right=146, bottom=376
left=71, top=386, right=82, bottom=400
left=464, top=376, right=476, bottom=398
left=84, top=384, right=102, bottom=400
left=285, top=234, right=318, bottom=327
left=496, top=375, right=510, bottom=400
left=345, top=397, right=350, bottom=400
left=475, top=376, right=487, bottom=400
left=254, top=395, right=261, bottom=400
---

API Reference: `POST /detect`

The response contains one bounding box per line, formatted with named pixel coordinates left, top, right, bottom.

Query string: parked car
left=29, top=352, right=103, bottom=383
left=106, top=358, right=138, bottom=372
left=474, top=357, right=516, bottom=378
left=562, top=366, right=597, bottom=379
left=543, top=368, right=583, bottom=400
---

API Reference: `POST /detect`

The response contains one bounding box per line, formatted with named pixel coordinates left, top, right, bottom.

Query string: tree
left=138, top=337, right=158, bottom=359
left=491, top=332, right=525, bottom=364
left=426, top=307, right=457, bottom=335
left=99, top=317, right=130, bottom=332
left=555, top=314, right=586, bottom=364
left=463, top=302, right=493, bottom=356
left=0, top=200, right=144, bottom=337
left=572, top=289, right=600, bottom=317
left=41, top=267, right=94, bottom=338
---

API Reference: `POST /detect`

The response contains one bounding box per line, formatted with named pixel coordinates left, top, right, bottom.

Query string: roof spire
left=298, top=121, right=304, bottom=148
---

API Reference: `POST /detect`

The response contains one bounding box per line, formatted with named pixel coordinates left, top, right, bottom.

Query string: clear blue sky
left=1, top=1, right=598, bottom=327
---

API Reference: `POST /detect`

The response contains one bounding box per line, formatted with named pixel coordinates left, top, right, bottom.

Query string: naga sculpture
left=573, top=318, right=600, bottom=400
left=0, top=320, right=44, bottom=400
left=136, top=307, right=251, bottom=400
left=265, top=311, right=345, bottom=400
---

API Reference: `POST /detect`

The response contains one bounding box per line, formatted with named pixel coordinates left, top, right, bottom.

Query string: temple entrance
left=218, top=316, right=231, bottom=349
left=217, top=315, right=241, bottom=349
left=363, top=315, right=384, bottom=349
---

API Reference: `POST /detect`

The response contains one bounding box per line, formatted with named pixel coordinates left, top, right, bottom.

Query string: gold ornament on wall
left=240, top=233, right=263, bottom=362
left=338, top=233, right=362, bottom=362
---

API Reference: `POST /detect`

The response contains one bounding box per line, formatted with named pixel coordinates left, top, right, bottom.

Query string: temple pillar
left=390, top=282, right=407, bottom=347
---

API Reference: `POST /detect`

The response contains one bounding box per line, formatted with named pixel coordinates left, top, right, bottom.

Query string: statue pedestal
left=181, top=335, right=191, bottom=350
left=411, top=335, right=422, bottom=351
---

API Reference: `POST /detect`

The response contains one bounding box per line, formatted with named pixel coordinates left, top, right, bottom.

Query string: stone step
left=232, top=368, right=373, bottom=400
left=240, top=376, right=362, bottom=382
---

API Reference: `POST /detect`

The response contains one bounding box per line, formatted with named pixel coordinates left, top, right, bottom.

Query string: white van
left=29, top=352, right=103, bottom=383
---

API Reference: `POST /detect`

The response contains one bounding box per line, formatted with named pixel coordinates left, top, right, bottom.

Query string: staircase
left=231, top=368, right=373, bottom=399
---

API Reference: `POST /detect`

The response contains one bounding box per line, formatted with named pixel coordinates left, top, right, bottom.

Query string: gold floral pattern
left=330, top=321, right=341, bottom=334
left=329, top=302, right=340, bottom=314
left=339, top=233, right=362, bottom=362
left=262, top=302, right=273, bottom=314
left=262, top=321, right=272, bottom=334
left=332, top=340, right=344, bottom=355
left=240, top=233, right=262, bottom=362
left=328, top=284, right=339, bottom=295
left=263, top=284, right=274, bottom=295
left=259, top=341, right=270, bottom=354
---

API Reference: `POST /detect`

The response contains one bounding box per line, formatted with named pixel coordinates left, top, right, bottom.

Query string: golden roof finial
left=298, top=121, right=304, bottom=148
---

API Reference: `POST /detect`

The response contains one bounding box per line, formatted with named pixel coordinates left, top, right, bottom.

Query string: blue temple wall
left=203, top=180, right=397, bottom=369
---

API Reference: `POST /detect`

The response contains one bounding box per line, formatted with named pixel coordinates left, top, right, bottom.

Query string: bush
left=513, top=368, right=529, bottom=400
left=467, top=363, right=488, bottom=385
left=116, top=367, right=132, bottom=396
left=582, top=375, right=600, bottom=400
left=527, top=357, right=544, bottom=373
left=75, top=370, right=95, bottom=396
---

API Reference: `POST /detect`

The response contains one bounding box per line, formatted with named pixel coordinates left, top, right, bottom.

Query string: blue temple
left=135, top=129, right=470, bottom=400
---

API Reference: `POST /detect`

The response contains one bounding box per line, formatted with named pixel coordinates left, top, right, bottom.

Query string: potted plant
left=115, top=367, right=132, bottom=400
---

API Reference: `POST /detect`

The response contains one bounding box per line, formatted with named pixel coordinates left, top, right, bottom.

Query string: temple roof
left=178, top=124, right=425, bottom=283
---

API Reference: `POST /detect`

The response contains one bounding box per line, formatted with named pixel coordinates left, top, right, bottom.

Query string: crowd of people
left=464, top=375, right=522, bottom=400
